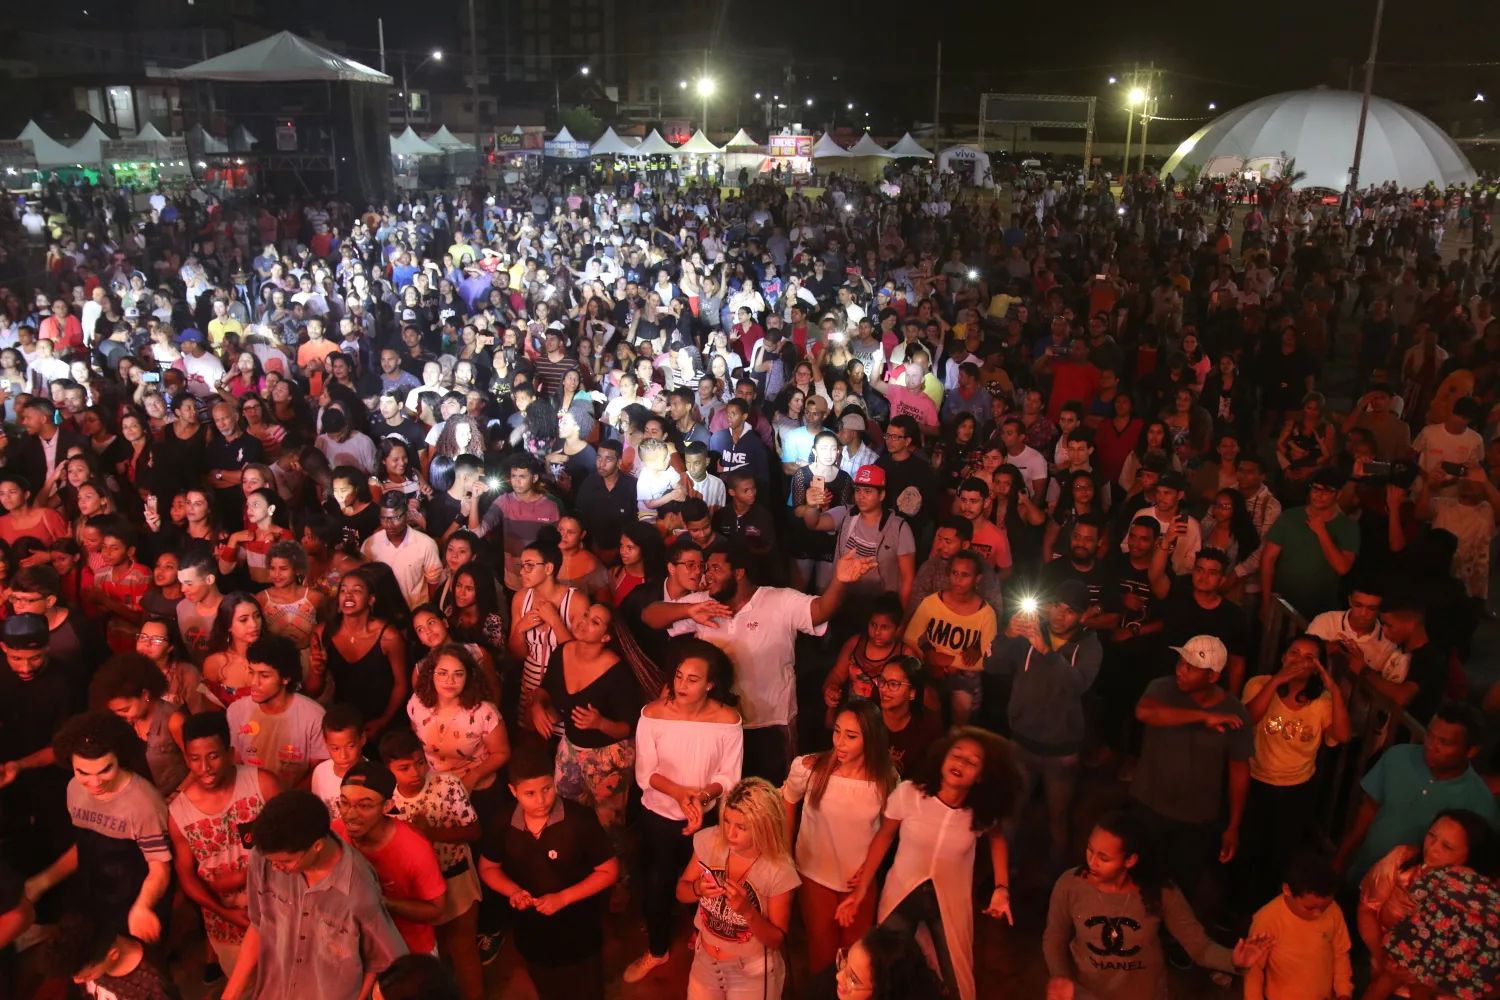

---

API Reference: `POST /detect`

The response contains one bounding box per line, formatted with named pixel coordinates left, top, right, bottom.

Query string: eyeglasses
left=518, top=560, right=546, bottom=571
left=135, top=634, right=167, bottom=646
left=835, top=949, right=870, bottom=992
left=873, top=678, right=909, bottom=691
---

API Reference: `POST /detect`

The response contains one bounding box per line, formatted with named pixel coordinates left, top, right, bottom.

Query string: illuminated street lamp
left=696, top=77, right=714, bottom=128
left=1108, top=76, right=1117, bottom=84
left=1128, top=87, right=1146, bottom=104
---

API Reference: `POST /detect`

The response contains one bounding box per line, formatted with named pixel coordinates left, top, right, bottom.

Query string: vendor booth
left=938, top=144, right=994, bottom=187
left=839, top=132, right=894, bottom=180
left=768, top=132, right=815, bottom=177
left=888, top=133, right=935, bottom=159
left=390, top=125, right=442, bottom=189
left=676, top=129, right=724, bottom=182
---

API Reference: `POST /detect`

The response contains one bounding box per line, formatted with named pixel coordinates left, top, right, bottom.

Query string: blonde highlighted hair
left=715, top=778, right=793, bottom=865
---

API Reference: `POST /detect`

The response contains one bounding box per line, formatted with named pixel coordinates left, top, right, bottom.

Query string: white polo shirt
left=362, top=527, right=443, bottom=608
left=669, top=586, right=825, bottom=729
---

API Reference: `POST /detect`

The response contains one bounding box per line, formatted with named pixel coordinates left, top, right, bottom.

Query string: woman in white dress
left=835, top=726, right=1020, bottom=1000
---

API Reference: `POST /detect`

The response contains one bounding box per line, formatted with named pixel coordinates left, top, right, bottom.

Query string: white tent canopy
left=1161, top=88, right=1477, bottom=191
left=888, top=133, right=934, bottom=159
left=187, top=124, right=228, bottom=154
left=551, top=126, right=577, bottom=144
left=135, top=122, right=171, bottom=143
left=633, top=130, right=679, bottom=155
left=677, top=130, right=724, bottom=154
left=725, top=129, right=759, bottom=148
left=68, top=123, right=111, bottom=166
left=174, top=30, right=392, bottom=84
left=937, top=145, right=993, bottom=187
left=17, top=121, right=81, bottom=168
left=847, top=133, right=893, bottom=157
left=811, top=133, right=849, bottom=158
left=590, top=127, right=641, bottom=156
left=390, top=126, right=441, bottom=157
left=426, top=126, right=474, bottom=151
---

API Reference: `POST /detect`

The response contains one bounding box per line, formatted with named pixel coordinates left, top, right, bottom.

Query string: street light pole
left=1350, top=0, right=1386, bottom=192
left=1122, top=63, right=1137, bottom=177
left=468, top=0, right=480, bottom=149
left=1138, top=61, right=1155, bottom=174
left=401, top=52, right=409, bottom=126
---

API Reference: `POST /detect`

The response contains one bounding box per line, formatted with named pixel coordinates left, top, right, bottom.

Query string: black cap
left=1311, top=468, right=1346, bottom=491
left=341, top=760, right=396, bottom=799
left=1051, top=579, right=1093, bottom=613
left=1141, top=450, right=1170, bottom=474
left=2, top=613, right=48, bottom=651
left=1157, top=471, right=1190, bottom=492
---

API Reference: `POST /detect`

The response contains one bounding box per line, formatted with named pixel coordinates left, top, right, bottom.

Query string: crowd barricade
left=1259, top=594, right=1428, bottom=848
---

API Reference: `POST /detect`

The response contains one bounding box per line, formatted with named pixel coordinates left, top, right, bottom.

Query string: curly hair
left=857, top=925, right=946, bottom=1000
left=910, top=725, right=1021, bottom=834
left=89, top=652, right=169, bottom=707
left=413, top=642, right=490, bottom=710
left=52, top=709, right=149, bottom=776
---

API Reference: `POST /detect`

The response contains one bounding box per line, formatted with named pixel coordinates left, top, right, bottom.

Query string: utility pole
left=933, top=41, right=942, bottom=146
left=377, top=18, right=385, bottom=72
left=468, top=0, right=481, bottom=149
left=1138, top=61, right=1156, bottom=174
left=401, top=52, right=409, bottom=126
left=1121, top=62, right=1137, bottom=178
left=1350, top=0, right=1386, bottom=192
left=701, top=48, right=709, bottom=130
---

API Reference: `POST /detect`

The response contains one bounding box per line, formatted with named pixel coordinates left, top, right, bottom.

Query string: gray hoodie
left=1001, top=630, right=1102, bottom=755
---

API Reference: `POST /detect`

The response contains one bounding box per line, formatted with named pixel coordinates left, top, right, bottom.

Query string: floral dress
left=1383, top=865, right=1500, bottom=1000
left=406, top=696, right=502, bottom=788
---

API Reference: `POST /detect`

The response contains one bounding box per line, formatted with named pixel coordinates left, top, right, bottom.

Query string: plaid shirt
left=839, top=441, right=881, bottom=479
left=1234, top=484, right=1283, bottom=586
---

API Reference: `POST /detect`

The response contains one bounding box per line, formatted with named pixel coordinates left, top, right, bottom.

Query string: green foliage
left=558, top=106, right=603, bottom=142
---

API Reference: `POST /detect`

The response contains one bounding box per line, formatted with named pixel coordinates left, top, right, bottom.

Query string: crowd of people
left=0, top=156, right=1498, bottom=1000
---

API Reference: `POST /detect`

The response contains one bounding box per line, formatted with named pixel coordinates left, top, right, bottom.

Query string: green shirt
left=1266, top=506, right=1360, bottom=618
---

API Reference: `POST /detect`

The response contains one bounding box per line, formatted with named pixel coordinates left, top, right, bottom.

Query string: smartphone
left=143, top=372, right=161, bottom=383
left=811, top=476, right=825, bottom=493
left=1364, top=461, right=1393, bottom=477
left=699, top=860, right=726, bottom=889
left=1441, top=461, right=1467, bottom=477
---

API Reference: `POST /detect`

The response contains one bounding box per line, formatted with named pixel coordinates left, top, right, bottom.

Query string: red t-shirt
left=1047, top=361, right=1101, bottom=421
left=333, top=818, right=447, bottom=955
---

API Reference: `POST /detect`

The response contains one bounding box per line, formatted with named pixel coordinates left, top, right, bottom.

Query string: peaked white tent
left=551, top=126, right=578, bottom=144
left=68, top=123, right=112, bottom=165
left=174, top=30, right=391, bottom=84
left=811, top=133, right=849, bottom=158
left=634, top=130, right=679, bottom=155
left=847, top=133, right=893, bottom=157
left=186, top=124, right=228, bottom=155
left=390, top=126, right=441, bottom=157
left=888, top=133, right=934, bottom=159
left=17, top=121, right=80, bottom=168
left=590, top=127, right=640, bottom=156
left=725, top=128, right=759, bottom=148
left=135, top=122, right=171, bottom=143
left=228, top=124, right=259, bottom=152
left=678, top=130, right=724, bottom=154
left=427, top=126, right=474, bottom=151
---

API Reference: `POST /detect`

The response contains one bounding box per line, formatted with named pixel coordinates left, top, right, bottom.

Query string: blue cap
left=175, top=328, right=205, bottom=344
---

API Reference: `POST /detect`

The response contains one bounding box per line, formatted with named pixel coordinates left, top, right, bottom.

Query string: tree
left=1279, top=151, right=1307, bottom=187
left=557, top=105, right=603, bottom=142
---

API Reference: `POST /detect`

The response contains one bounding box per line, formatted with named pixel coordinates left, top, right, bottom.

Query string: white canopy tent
left=677, top=130, right=724, bottom=154
left=725, top=128, right=759, bottom=148
left=810, top=133, right=849, bottom=158
left=550, top=126, right=578, bottom=144
left=633, top=130, right=679, bottom=155
left=888, top=133, right=935, bottom=159
left=846, top=133, right=893, bottom=157
left=427, top=126, right=474, bottom=151
left=135, top=122, right=171, bottom=143
left=17, top=121, right=82, bottom=168
left=590, top=127, right=641, bottom=156
left=173, top=30, right=391, bottom=84
left=389, top=126, right=442, bottom=157
left=68, top=123, right=112, bottom=166
left=1160, top=88, right=1477, bottom=191
left=186, top=124, right=228, bottom=155
left=228, top=124, right=259, bottom=153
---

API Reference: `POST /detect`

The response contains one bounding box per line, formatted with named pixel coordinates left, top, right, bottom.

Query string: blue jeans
left=1009, top=744, right=1082, bottom=865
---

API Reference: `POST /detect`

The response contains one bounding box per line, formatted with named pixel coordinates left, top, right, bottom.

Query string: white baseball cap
left=1170, top=635, right=1228, bottom=674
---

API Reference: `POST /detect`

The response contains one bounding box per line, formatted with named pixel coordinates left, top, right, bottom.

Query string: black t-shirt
left=478, top=798, right=613, bottom=965
left=876, top=453, right=938, bottom=536
left=370, top=415, right=427, bottom=455
left=425, top=491, right=464, bottom=541
left=1099, top=553, right=1155, bottom=626
left=324, top=499, right=381, bottom=547
left=575, top=473, right=638, bottom=546
left=712, top=503, right=777, bottom=552
left=1038, top=557, right=1109, bottom=610
left=205, top=431, right=263, bottom=474
left=1405, top=642, right=1450, bottom=725
left=1159, top=578, right=1249, bottom=670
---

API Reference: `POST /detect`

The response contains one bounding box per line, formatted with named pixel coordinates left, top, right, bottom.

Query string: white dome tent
left=1160, top=88, right=1477, bottom=192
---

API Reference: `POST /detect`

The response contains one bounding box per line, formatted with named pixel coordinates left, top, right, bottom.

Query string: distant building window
left=587, top=32, right=600, bottom=47
left=646, top=86, right=659, bottom=101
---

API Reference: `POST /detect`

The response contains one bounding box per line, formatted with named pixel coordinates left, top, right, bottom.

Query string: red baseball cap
left=854, top=465, right=886, bottom=488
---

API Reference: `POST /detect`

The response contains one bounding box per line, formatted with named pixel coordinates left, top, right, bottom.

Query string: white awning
left=633, top=130, right=679, bottom=155
left=551, top=126, right=577, bottom=144
left=68, top=123, right=112, bottom=165
left=426, top=125, right=474, bottom=151
left=390, top=126, right=442, bottom=156
left=677, top=130, right=724, bottom=154
left=135, top=122, right=171, bottom=143
left=17, top=121, right=81, bottom=168
left=174, top=30, right=392, bottom=85
left=725, top=128, right=759, bottom=148
left=888, top=132, right=934, bottom=158
left=590, top=127, right=641, bottom=156
left=846, top=133, right=893, bottom=157
left=811, top=133, right=849, bottom=157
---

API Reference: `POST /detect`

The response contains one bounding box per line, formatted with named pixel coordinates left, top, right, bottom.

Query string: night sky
left=254, top=0, right=1500, bottom=137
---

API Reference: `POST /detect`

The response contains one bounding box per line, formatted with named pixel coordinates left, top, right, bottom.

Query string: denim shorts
left=944, top=671, right=983, bottom=709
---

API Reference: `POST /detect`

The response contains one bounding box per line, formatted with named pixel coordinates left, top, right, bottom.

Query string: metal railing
left=1259, top=594, right=1429, bottom=847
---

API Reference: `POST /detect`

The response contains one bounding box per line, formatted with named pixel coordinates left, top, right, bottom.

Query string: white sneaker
left=623, top=951, right=671, bottom=984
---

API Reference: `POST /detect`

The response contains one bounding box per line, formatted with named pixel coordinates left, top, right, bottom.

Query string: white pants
left=687, top=939, right=785, bottom=1000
